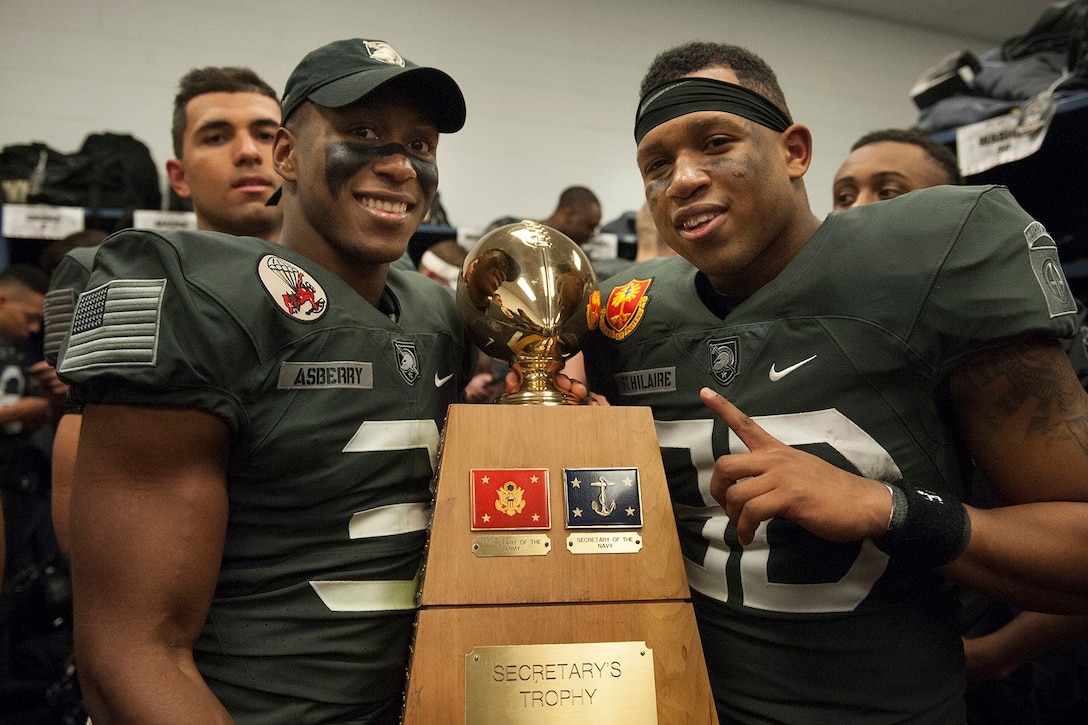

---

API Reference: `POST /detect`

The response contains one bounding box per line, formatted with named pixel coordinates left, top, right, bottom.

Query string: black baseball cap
left=280, top=38, right=466, bottom=132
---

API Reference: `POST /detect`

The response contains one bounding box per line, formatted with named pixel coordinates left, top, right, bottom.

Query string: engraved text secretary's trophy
left=403, top=221, right=718, bottom=724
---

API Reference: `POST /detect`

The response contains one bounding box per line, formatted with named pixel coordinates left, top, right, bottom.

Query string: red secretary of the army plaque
left=470, top=468, right=550, bottom=531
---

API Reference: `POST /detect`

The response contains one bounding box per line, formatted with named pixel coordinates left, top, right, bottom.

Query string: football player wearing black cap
left=62, top=39, right=470, bottom=725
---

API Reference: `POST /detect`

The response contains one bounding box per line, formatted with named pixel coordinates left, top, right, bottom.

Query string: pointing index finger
left=699, top=387, right=774, bottom=450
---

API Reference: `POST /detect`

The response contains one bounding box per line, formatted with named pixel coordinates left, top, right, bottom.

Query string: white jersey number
left=309, top=419, right=439, bottom=612
left=656, top=409, right=899, bottom=614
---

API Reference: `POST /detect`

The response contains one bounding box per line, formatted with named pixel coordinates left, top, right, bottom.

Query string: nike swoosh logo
left=435, top=372, right=455, bottom=388
left=768, top=355, right=817, bottom=382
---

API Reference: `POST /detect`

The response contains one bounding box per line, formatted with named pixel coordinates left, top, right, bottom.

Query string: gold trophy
left=457, top=220, right=599, bottom=405
left=406, top=222, right=719, bottom=724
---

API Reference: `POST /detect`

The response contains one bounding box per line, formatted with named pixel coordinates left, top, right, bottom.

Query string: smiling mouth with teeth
left=359, top=197, right=409, bottom=214
left=682, top=213, right=716, bottom=229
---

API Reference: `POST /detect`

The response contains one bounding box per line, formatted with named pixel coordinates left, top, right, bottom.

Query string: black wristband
left=874, top=483, right=971, bottom=570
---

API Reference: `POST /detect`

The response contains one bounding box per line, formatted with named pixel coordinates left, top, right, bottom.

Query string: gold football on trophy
left=457, top=221, right=599, bottom=405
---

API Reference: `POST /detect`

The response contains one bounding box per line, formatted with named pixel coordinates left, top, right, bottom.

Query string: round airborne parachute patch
left=258, top=254, right=328, bottom=321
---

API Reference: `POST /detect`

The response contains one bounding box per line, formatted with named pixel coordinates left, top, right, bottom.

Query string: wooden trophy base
left=403, top=404, right=718, bottom=725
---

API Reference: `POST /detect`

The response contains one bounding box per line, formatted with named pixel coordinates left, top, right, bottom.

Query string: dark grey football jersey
left=584, top=185, right=1077, bottom=723
left=59, top=229, right=470, bottom=723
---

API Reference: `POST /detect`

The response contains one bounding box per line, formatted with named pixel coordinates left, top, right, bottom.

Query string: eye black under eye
left=643, top=158, right=670, bottom=174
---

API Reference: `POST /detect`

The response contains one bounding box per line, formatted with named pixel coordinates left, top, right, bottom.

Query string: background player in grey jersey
left=60, top=38, right=466, bottom=724
left=583, top=41, right=1088, bottom=723
left=46, top=66, right=284, bottom=558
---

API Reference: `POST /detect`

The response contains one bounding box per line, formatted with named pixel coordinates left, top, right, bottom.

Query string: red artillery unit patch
left=600, top=279, right=651, bottom=340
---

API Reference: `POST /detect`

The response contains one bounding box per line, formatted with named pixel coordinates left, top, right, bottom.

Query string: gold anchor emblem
left=590, top=475, right=616, bottom=516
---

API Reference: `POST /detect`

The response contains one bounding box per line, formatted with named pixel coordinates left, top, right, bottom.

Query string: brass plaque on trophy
left=472, top=534, right=551, bottom=558
left=567, top=531, right=643, bottom=555
left=464, top=641, right=658, bottom=725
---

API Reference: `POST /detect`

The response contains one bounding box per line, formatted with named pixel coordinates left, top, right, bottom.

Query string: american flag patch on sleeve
left=58, top=279, right=166, bottom=372
left=42, top=287, right=77, bottom=364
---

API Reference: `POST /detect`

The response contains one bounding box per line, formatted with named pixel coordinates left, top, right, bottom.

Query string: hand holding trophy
left=457, top=220, right=599, bottom=405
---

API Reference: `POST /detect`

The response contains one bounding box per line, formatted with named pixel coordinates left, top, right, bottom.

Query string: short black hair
left=639, top=41, right=792, bottom=122
left=171, top=66, right=279, bottom=157
left=556, top=186, right=600, bottom=211
left=851, top=128, right=962, bottom=185
left=0, top=263, right=50, bottom=295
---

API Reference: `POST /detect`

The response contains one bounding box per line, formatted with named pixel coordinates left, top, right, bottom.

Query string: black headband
left=634, top=77, right=791, bottom=143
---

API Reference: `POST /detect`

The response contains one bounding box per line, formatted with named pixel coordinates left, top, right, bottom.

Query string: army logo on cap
left=363, top=41, right=405, bottom=66
left=258, top=254, right=327, bottom=321
left=600, top=278, right=651, bottom=340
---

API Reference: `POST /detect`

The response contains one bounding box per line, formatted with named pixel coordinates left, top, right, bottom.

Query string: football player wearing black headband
left=583, top=41, right=1088, bottom=724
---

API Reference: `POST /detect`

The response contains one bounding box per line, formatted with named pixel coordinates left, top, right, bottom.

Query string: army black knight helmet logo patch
left=708, top=337, right=740, bottom=385
left=393, top=340, right=420, bottom=385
